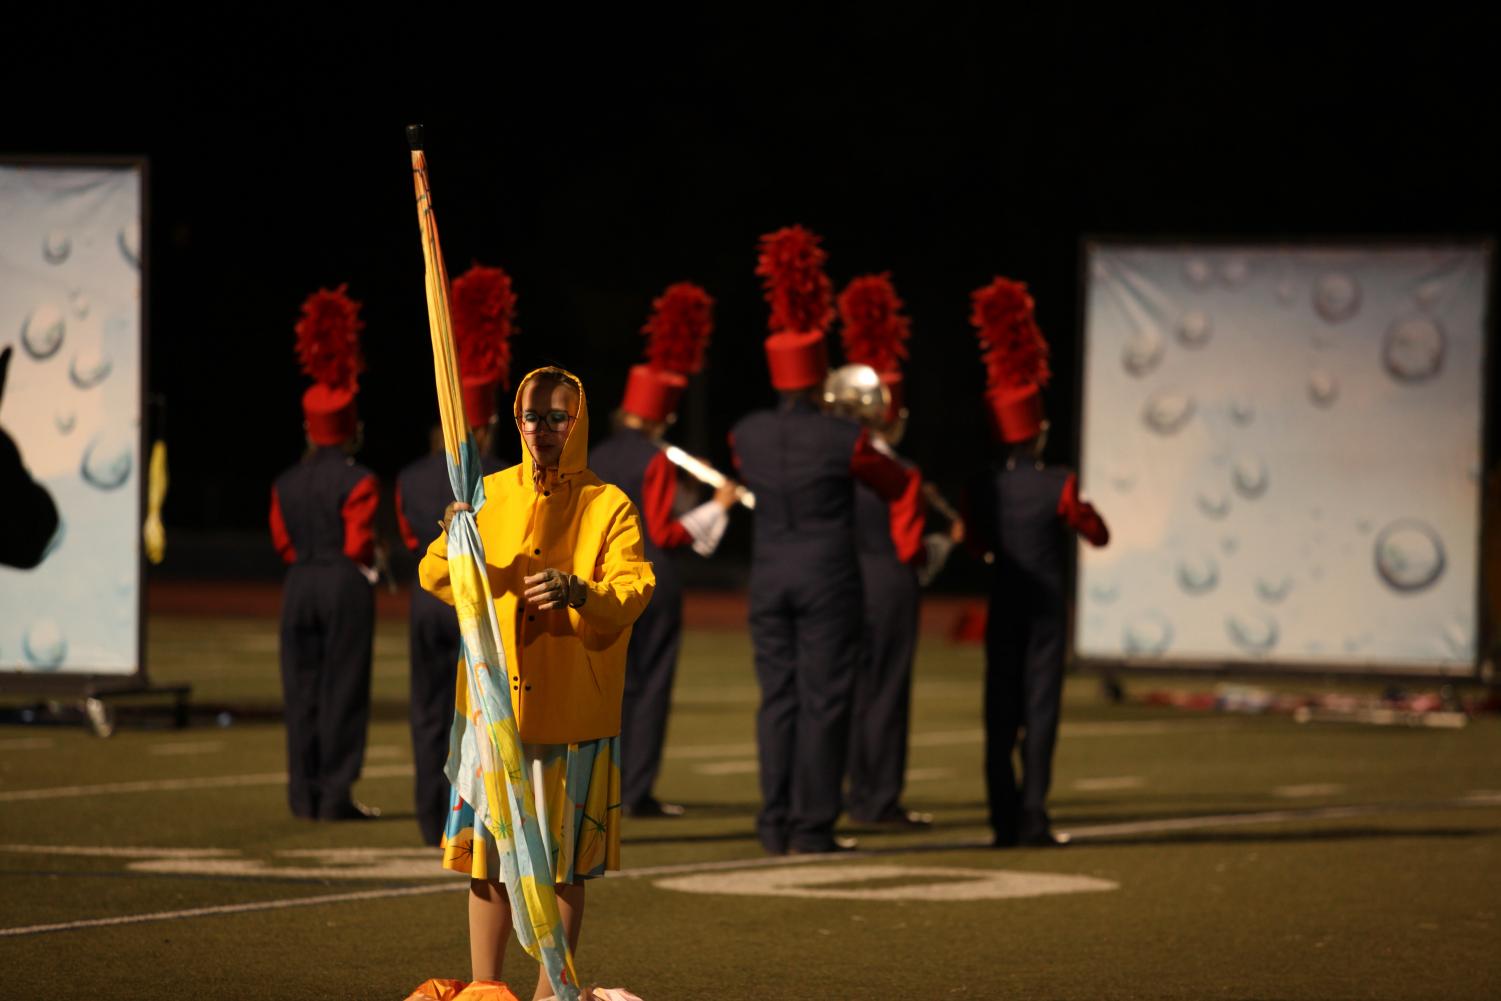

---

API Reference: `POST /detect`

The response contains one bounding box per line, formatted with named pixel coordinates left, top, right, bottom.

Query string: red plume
left=294, top=284, right=364, bottom=389
left=450, top=263, right=517, bottom=389
left=755, top=225, right=834, bottom=335
left=642, top=282, right=714, bottom=375
left=837, top=273, right=910, bottom=373
left=972, top=277, right=1049, bottom=389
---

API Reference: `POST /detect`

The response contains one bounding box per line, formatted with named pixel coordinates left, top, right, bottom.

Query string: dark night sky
left=6, top=6, right=1497, bottom=573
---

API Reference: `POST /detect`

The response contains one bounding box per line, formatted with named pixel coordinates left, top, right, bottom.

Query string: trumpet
left=657, top=443, right=755, bottom=509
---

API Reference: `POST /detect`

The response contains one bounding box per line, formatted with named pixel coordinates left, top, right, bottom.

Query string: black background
left=6, top=5, right=1496, bottom=577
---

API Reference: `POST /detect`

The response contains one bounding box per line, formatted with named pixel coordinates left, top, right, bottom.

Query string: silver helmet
left=822, top=363, right=890, bottom=427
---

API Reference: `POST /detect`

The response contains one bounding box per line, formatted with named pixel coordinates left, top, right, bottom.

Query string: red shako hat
left=837, top=272, right=911, bottom=423
left=756, top=225, right=834, bottom=390
left=972, top=276, right=1050, bottom=443
left=450, top=263, right=517, bottom=428
left=621, top=282, right=715, bottom=423
left=295, top=285, right=364, bottom=446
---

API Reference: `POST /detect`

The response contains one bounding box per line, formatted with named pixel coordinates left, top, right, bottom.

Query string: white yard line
left=3, top=795, right=1498, bottom=938
left=0, top=763, right=414, bottom=802
left=1072, top=776, right=1144, bottom=792
left=0, top=884, right=451, bottom=938
left=693, top=760, right=759, bottom=776
left=0, top=845, right=237, bottom=859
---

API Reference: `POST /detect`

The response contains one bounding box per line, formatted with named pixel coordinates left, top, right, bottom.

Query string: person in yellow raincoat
left=419, top=366, right=654, bottom=997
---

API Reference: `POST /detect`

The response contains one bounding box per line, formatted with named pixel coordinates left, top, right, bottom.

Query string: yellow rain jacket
left=419, top=367, right=655, bottom=743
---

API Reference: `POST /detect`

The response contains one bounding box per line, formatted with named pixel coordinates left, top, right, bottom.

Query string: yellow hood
left=514, top=365, right=590, bottom=491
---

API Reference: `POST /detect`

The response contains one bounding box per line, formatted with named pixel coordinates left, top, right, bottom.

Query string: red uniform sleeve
left=888, top=466, right=926, bottom=565
left=341, top=473, right=379, bottom=564
left=728, top=431, right=741, bottom=473
left=394, top=480, right=421, bottom=552
left=642, top=451, right=694, bottom=549
left=269, top=485, right=297, bottom=564
left=850, top=430, right=912, bottom=501
left=1058, top=473, right=1110, bottom=547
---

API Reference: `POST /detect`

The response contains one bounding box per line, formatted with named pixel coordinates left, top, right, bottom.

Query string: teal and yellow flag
left=408, top=130, right=581, bottom=1001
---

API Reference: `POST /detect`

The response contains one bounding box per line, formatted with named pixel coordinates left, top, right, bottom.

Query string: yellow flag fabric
left=409, top=144, right=580, bottom=1001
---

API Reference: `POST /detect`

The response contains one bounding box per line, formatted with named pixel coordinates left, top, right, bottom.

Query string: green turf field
left=2, top=617, right=1498, bottom=1000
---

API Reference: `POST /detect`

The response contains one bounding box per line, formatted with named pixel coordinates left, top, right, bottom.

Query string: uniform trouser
left=983, top=601, right=1066, bottom=839
left=278, top=562, right=374, bottom=819
left=409, top=588, right=460, bottom=845
left=749, top=556, right=863, bottom=853
left=620, top=570, right=682, bottom=810
left=846, top=556, right=920, bottom=821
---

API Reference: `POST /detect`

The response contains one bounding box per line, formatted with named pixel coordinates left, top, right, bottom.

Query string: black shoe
left=1018, top=828, right=1071, bottom=847
left=860, top=807, right=933, bottom=828
left=320, top=800, right=381, bottom=821
left=787, top=835, right=859, bottom=855
left=624, top=797, right=686, bottom=818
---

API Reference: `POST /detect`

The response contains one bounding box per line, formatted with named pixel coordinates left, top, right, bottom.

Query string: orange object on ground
left=403, top=979, right=521, bottom=1001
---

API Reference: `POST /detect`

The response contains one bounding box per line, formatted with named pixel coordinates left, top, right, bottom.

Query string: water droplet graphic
left=1123, top=613, right=1173, bottom=656
left=1108, top=467, right=1136, bottom=493
left=1308, top=370, right=1339, bottom=408
left=118, top=221, right=141, bottom=268
left=1231, top=455, right=1269, bottom=500
left=43, top=231, right=71, bottom=265
left=1383, top=316, right=1444, bottom=383
left=68, top=289, right=91, bottom=319
left=1089, top=580, right=1120, bottom=605
left=1197, top=489, right=1231, bottom=520
left=1276, top=279, right=1298, bottom=305
left=1374, top=519, right=1445, bottom=592
left=55, top=410, right=76, bottom=435
left=1221, top=536, right=1239, bottom=556
left=1219, top=258, right=1250, bottom=287
left=1226, top=612, right=1279, bottom=654
left=1228, top=398, right=1255, bottom=426
left=1176, top=311, right=1212, bottom=349
left=1313, top=273, right=1361, bottom=324
left=1142, top=391, right=1195, bottom=435
left=69, top=345, right=112, bottom=389
left=1442, top=619, right=1472, bottom=659
left=81, top=429, right=134, bottom=490
left=1256, top=576, right=1292, bottom=604
left=23, top=620, right=66, bottom=670
left=41, top=517, right=64, bottom=560
left=1416, top=281, right=1443, bottom=309
left=1176, top=554, right=1219, bottom=595
left=1184, top=258, right=1213, bottom=287
left=1122, top=328, right=1165, bottom=377
left=20, top=304, right=65, bottom=360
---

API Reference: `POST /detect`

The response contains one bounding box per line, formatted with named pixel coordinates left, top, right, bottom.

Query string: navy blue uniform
left=731, top=396, right=910, bottom=853
left=846, top=476, right=921, bottom=822
left=968, top=460, right=1107, bottom=842
left=396, top=449, right=503, bottom=845
left=270, top=446, right=379, bottom=820
left=590, top=428, right=686, bottom=811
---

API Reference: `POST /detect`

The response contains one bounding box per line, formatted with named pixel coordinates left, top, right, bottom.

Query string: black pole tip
left=406, top=124, right=425, bottom=150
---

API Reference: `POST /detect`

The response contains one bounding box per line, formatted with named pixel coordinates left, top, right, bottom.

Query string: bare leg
left=469, top=878, right=513, bottom=982
left=532, top=881, right=586, bottom=1000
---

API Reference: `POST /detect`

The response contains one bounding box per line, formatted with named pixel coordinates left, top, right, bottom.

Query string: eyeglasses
left=516, top=410, right=576, bottom=432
